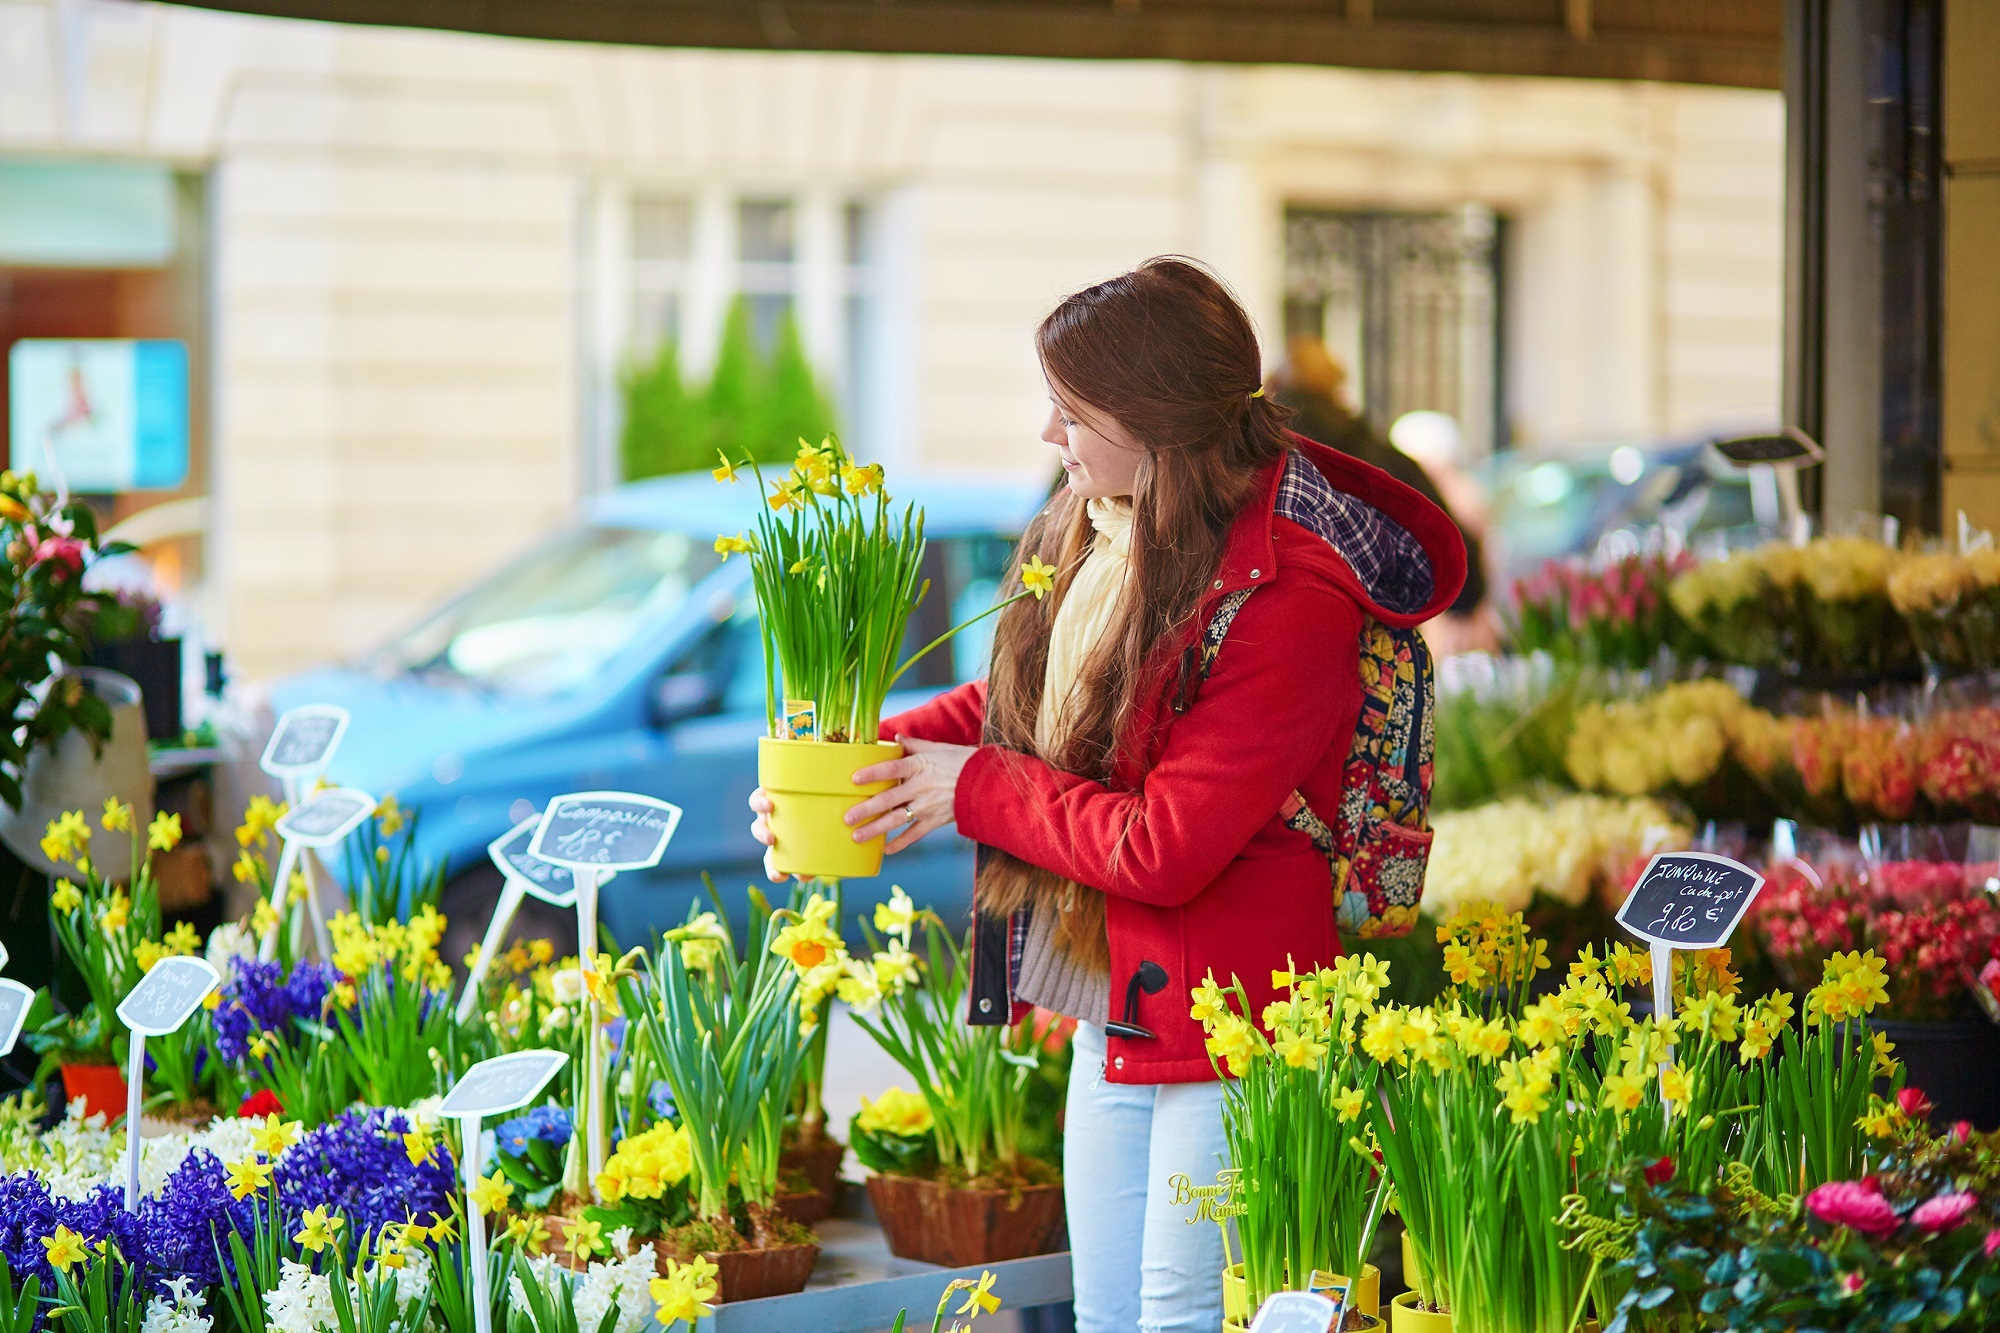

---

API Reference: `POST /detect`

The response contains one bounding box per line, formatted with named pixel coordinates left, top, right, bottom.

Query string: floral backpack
left=1175, top=589, right=1435, bottom=938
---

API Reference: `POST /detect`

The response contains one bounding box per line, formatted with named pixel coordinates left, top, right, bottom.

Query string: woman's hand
left=746, top=735, right=977, bottom=880
left=847, top=736, right=976, bottom=854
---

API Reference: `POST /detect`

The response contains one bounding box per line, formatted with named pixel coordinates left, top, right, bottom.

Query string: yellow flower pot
left=758, top=737, right=902, bottom=879
left=1390, top=1290, right=1452, bottom=1332
left=1223, top=1263, right=1247, bottom=1321
left=1310, top=1264, right=1381, bottom=1318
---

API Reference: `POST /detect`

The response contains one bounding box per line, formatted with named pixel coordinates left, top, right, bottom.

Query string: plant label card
left=0, top=979, right=32, bottom=1056
left=1616, top=851, right=1764, bottom=952
left=260, top=704, right=350, bottom=779
left=116, top=956, right=220, bottom=1037
left=528, top=792, right=681, bottom=873
left=487, top=815, right=578, bottom=907
left=440, top=1050, right=570, bottom=1119
left=1249, top=1292, right=1338, bottom=1333
left=275, top=787, right=378, bottom=849
left=0, top=937, right=9, bottom=972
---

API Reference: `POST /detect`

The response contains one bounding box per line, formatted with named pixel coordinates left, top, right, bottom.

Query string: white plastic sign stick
left=0, top=937, right=10, bottom=971
left=528, top=792, right=679, bottom=1190
left=260, top=704, right=350, bottom=779
left=444, top=1051, right=569, bottom=1333
left=115, top=957, right=220, bottom=1210
left=258, top=787, right=376, bottom=962
left=0, top=978, right=32, bottom=1056
left=462, top=1113, right=492, bottom=1333
left=456, top=876, right=528, bottom=1025
left=1250, top=1292, right=1339, bottom=1333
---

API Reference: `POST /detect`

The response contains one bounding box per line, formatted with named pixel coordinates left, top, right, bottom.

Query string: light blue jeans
left=1064, top=1021, right=1230, bottom=1333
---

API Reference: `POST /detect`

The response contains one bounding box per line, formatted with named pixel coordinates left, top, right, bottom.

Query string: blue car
left=272, top=471, right=1046, bottom=959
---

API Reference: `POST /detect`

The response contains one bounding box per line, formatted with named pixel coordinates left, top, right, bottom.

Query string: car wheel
left=439, top=862, right=579, bottom=982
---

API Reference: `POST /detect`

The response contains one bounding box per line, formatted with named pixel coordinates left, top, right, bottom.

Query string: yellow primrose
left=858, top=1086, right=935, bottom=1138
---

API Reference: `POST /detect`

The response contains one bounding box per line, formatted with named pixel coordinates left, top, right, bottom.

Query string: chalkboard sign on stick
left=528, top=792, right=681, bottom=873
left=260, top=705, right=350, bottom=778
left=488, top=815, right=578, bottom=907
left=0, top=979, right=32, bottom=1056
left=116, top=956, right=220, bottom=1037
left=441, top=1050, right=570, bottom=1119
left=1616, top=852, right=1765, bottom=951
left=276, top=788, right=378, bottom=849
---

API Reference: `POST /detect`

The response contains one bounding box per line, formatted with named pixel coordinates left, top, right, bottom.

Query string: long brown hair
left=977, top=257, right=1293, bottom=955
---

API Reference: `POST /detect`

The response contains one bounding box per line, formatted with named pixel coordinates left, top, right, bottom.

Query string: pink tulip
left=1897, top=1087, right=1935, bottom=1121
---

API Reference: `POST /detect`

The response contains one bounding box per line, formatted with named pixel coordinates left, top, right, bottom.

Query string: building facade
left=0, top=0, right=1783, bottom=679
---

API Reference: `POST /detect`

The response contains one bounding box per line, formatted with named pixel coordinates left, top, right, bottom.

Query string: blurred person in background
left=1269, top=335, right=1496, bottom=654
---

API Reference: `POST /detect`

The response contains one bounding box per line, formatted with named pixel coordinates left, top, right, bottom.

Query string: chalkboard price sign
left=1616, top=851, right=1765, bottom=951
left=440, top=1050, right=570, bottom=1119
left=487, top=816, right=579, bottom=907
left=528, top=792, right=681, bottom=873
left=0, top=978, right=32, bottom=1056
left=261, top=705, right=350, bottom=778
left=116, top=956, right=220, bottom=1037
left=276, top=788, right=378, bottom=848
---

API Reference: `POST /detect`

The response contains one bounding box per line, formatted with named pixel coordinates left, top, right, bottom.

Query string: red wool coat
left=881, top=436, right=1467, bottom=1083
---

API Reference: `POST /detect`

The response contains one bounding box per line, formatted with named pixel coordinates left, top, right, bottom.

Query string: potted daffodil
left=716, top=438, right=1054, bottom=879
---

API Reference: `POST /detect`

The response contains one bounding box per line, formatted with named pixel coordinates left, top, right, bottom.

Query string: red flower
left=1896, top=1087, right=1935, bottom=1121
left=238, top=1088, right=283, bottom=1118
left=30, top=534, right=84, bottom=577
left=1839, top=1272, right=1865, bottom=1296
left=1951, top=1120, right=1975, bottom=1143
left=1643, top=1155, right=1676, bottom=1186
left=1987, top=1229, right=2000, bottom=1259
left=1910, top=1192, right=1977, bottom=1234
left=1806, top=1180, right=1898, bottom=1235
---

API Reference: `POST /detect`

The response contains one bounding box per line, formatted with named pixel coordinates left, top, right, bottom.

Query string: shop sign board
left=8, top=339, right=188, bottom=492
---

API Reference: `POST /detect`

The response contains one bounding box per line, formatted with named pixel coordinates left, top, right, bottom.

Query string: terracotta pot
left=866, top=1173, right=1065, bottom=1268
left=666, top=1240, right=819, bottom=1302
left=1390, top=1290, right=1452, bottom=1332
left=61, top=1064, right=129, bottom=1120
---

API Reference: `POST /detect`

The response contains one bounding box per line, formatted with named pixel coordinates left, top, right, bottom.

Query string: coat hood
left=1213, top=433, right=1468, bottom=628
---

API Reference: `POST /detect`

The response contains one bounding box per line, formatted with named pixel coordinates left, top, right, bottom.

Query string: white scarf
left=1034, top=496, right=1133, bottom=755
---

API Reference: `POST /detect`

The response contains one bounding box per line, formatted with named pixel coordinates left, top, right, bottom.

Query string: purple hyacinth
left=210, top=958, right=339, bottom=1064
left=273, top=1109, right=457, bottom=1243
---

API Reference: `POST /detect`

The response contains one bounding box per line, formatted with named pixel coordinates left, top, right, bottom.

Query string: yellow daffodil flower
left=1020, top=555, right=1057, bottom=599
left=100, top=889, right=130, bottom=933
left=101, top=797, right=133, bottom=833
left=294, top=1205, right=343, bottom=1254
left=1660, top=1065, right=1693, bottom=1106
left=250, top=1113, right=302, bottom=1157
left=873, top=885, right=917, bottom=939
left=562, top=1217, right=605, bottom=1259
left=147, top=811, right=182, bottom=852
left=650, top=1255, right=720, bottom=1326
left=714, top=532, right=754, bottom=559
left=226, top=1155, right=274, bottom=1200
left=403, top=1125, right=437, bottom=1166
left=954, top=1270, right=1002, bottom=1318
left=375, top=793, right=405, bottom=836
left=469, top=1172, right=512, bottom=1216
left=135, top=940, right=166, bottom=973
left=1331, top=1086, right=1366, bottom=1123
left=50, top=880, right=82, bottom=914
left=712, top=451, right=739, bottom=484
left=41, top=1226, right=89, bottom=1273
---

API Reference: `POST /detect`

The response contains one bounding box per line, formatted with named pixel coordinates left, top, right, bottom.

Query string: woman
left=751, top=257, right=1465, bottom=1331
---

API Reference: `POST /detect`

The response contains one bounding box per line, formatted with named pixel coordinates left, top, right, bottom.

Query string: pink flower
left=30, top=534, right=84, bottom=576
left=1951, top=1120, right=1974, bottom=1144
left=1909, top=1192, right=1977, bottom=1234
left=1807, top=1180, right=1899, bottom=1235
left=1897, top=1087, right=1935, bottom=1121
left=1987, top=1229, right=2000, bottom=1259
left=1839, top=1271, right=1865, bottom=1296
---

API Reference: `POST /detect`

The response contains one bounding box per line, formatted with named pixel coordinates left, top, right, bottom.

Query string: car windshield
left=367, top=526, right=720, bottom=696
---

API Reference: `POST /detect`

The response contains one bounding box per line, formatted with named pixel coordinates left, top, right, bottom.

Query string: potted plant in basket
left=611, top=893, right=819, bottom=1301
left=844, top=897, right=1066, bottom=1267
left=718, top=438, right=1053, bottom=879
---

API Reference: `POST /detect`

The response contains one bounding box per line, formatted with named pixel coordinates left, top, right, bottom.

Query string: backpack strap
left=1175, top=591, right=1433, bottom=940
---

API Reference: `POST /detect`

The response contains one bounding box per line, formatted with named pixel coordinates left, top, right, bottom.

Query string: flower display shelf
left=702, top=1214, right=1073, bottom=1333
